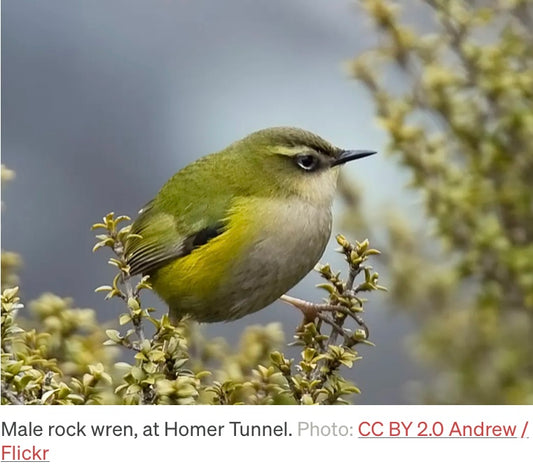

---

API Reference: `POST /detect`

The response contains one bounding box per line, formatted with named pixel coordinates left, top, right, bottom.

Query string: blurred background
left=4, top=0, right=531, bottom=404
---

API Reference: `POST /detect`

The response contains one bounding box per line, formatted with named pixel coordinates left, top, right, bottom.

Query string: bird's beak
left=331, top=149, right=376, bottom=167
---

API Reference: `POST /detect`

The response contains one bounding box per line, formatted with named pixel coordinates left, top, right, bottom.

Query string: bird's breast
left=219, top=196, right=332, bottom=319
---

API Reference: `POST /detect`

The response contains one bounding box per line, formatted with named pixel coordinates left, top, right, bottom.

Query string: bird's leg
left=280, top=294, right=320, bottom=323
left=281, top=294, right=369, bottom=341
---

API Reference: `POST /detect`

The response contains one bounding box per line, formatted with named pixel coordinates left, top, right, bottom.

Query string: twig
left=315, top=303, right=369, bottom=340
left=316, top=312, right=352, bottom=343
left=1, top=383, right=24, bottom=405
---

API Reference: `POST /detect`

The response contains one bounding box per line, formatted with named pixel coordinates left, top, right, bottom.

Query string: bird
left=124, top=127, right=375, bottom=323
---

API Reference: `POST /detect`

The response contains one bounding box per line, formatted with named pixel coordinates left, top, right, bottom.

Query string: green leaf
left=105, top=329, right=122, bottom=343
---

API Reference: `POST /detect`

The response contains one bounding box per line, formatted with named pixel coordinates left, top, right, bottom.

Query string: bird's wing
left=125, top=200, right=229, bottom=276
left=125, top=201, right=180, bottom=276
left=125, top=160, right=233, bottom=276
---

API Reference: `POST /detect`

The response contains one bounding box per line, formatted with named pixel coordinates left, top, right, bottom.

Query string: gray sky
left=2, top=0, right=425, bottom=403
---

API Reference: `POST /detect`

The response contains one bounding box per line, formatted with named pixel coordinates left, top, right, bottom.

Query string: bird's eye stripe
left=270, top=145, right=317, bottom=156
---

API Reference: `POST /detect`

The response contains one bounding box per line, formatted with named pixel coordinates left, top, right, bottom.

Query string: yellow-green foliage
left=349, top=0, right=533, bottom=403
left=1, top=204, right=383, bottom=405
left=1, top=287, right=115, bottom=404
left=1, top=166, right=21, bottom=291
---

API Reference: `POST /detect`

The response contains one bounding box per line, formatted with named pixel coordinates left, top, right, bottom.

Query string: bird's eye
left=296, top=154, right=320, bottom=172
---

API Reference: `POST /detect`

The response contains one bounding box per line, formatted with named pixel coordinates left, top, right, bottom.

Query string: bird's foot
left=280, top=294, right=319, bottom=324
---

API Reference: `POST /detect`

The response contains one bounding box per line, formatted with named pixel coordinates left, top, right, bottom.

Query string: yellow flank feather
left=149, top=197, right=259, bottom=321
